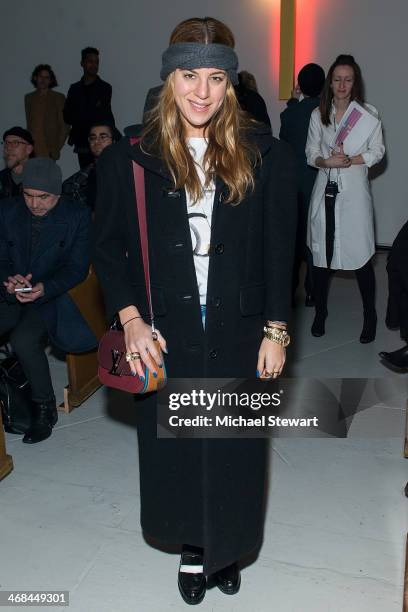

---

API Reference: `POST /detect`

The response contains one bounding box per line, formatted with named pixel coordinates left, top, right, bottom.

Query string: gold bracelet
left=265, top=320, right=287, bottom=329
left=263, top=326, right=290, bottom=347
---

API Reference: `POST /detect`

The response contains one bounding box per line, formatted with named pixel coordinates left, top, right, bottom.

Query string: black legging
left=313, top=260, right=376, bottom=316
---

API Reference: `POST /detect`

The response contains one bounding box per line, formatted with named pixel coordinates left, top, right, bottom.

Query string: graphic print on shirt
left=186, top=138, right=215, bottom=304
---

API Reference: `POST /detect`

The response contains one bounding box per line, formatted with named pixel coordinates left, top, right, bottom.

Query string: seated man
left=62, top=121, right=121, bottom=210
left=0, top=127, right=34, bottom=199
left=0, top=157, right=96, bottom=443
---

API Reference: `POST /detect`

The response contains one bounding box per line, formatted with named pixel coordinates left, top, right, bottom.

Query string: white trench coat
left=306, top=103, right=385, bottom=270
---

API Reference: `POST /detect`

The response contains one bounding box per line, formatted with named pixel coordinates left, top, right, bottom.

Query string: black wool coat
left=386, top=220, right=408, bottom=339
left=63, top=76, right=114, bottom=149
left=93, top=123, right=297, bottom=575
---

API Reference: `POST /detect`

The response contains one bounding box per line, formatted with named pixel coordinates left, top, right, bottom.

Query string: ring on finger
left=125, top=351, right=141, bottom=362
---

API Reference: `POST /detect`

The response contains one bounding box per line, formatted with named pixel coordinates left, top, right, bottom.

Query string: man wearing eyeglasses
left=0, top=157, right=96, bottom=444
left=0, top=127, right=34, bottom=200
left=62, top=121, right=121, bottom=210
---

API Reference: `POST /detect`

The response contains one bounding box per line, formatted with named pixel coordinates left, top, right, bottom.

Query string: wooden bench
left=0, top=410, right=13, bottom=481
left=60, top=267, right=107, bottom=413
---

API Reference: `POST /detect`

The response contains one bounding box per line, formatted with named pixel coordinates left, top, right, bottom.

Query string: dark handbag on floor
left=97, top=138, right=167, bottom=394
left=0, top=350, right=32, bottom=434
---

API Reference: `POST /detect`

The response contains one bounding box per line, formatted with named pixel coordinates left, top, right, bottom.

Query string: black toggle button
left=209, top=349, right=219, bottom=359
left=214, top=243, right=224, bottom=254
left=172, top=241, right=185, bottom=249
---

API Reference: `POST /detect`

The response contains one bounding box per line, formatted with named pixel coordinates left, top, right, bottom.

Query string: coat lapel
left=30, top=218, right=67, bottom=265
left=11, top=200, right=31, bottom=271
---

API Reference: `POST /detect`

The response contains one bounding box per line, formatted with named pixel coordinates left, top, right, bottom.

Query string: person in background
left=280, top=63, right=325, bottom=307
left=25, top=64, right=68, bottom=160
left=234, top=70, right=271, bottom=126
left=379, top=220, right=408, bottom=370
left=0, top=127, right=34, bottom=200
left=306, top=54, right=385, bottom=342
left=0, top=158, right=95, bottom=444
left=62, top=121, right=121, bottom=210
left=63, top=47, right=115, bottom=169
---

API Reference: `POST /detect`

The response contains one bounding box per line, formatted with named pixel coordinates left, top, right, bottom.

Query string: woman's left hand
left=257, top=338, right=286, bottom=379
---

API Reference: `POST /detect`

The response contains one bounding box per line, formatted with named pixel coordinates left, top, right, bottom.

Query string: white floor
left=1, top=252, right=407, bottom=612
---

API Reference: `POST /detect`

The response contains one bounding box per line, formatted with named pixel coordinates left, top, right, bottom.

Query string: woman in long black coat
left=94, top=16, right=296, bottom=606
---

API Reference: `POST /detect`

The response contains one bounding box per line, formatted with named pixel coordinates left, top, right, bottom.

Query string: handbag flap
left=98, top=330, right=132, bottom=376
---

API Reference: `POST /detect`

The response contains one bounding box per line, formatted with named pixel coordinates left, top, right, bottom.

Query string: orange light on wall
left=294, top=0, right=318, bottom=77
left=279, top=0, right=296, bottom=100
left=276, top=0, right=320, bottom=100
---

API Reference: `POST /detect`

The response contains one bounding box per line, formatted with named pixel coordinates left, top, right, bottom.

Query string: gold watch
left=263, top=326, right=291, bottom=347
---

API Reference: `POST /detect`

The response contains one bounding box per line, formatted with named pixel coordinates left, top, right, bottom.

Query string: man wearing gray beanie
left=0, top=157, right=96, bottom=444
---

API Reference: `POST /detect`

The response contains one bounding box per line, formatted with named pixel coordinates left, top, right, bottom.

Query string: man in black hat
left=279, top=63, right=325, bottom=307
left=0, top=127, right=34, bottom=200
left=0, top=157, right=96, bottom=444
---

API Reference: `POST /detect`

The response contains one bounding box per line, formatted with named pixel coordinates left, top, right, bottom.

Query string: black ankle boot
left=360, top=311, right=377, bottom=344
left=311, top=310, right=328, bottom=337
left=23, top=401, right=58, bottom=444
left=178, top=546, right=206, bottom=605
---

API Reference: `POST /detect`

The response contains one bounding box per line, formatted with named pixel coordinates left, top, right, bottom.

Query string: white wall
left=1, top=0, right=407, bottom=245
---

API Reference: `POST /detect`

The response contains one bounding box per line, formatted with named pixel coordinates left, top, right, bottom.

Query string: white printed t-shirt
left=186, top=137, right=215, bottom=305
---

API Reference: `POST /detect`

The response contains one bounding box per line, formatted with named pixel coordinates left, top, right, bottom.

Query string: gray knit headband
left=160, top=42, right=239, bottom=85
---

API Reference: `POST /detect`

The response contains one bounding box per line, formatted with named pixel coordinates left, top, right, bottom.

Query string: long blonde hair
left=141, top=17, right=260, bottom=205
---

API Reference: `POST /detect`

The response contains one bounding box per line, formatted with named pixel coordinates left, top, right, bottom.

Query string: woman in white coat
left=306, top=54, right=384, bottom=342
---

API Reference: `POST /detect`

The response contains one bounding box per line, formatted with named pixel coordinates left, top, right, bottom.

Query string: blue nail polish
left=159, top=363, right=163, bottom=368
left=256, top=370, right=260, bottom=378
left=153, top=372, right=158, bottom=378
left=139, top=375, right=145, bottom=381
left=163, top=348, right=169, bottom=354
left=131, top=371, right=137, bottom=377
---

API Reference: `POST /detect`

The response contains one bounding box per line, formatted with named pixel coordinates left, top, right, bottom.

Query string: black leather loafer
left=379, top=344, right=408, bottom=371
left=178, top=548, right=206, bottom=605
left=214, top=562, right=241, bottom=595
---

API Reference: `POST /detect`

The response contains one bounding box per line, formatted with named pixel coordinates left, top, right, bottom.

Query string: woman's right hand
left=324, top=145, right=352, bottom=169
left=123, top=317, right=167, bottom=379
